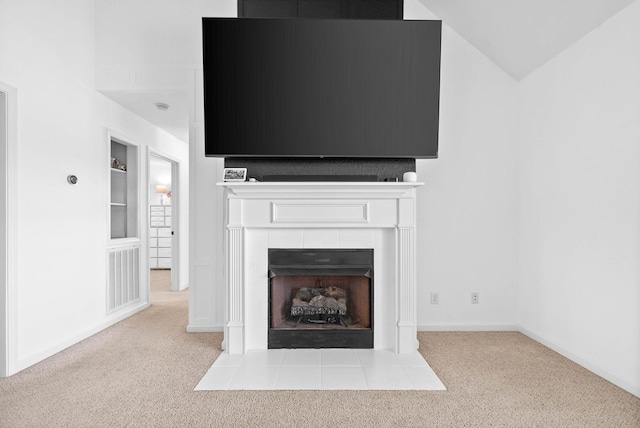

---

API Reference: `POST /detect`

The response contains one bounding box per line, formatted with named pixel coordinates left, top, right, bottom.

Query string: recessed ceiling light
left=155, top=102, right=169, bottom=111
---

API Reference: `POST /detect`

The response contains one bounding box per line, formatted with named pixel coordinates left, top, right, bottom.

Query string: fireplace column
left=397, top=224, right=417, bottom=352
left=226, top=198, right=245, bottom=353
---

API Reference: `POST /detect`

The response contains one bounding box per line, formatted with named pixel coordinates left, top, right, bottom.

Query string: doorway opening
left=148, top=152, right=179, bottom=300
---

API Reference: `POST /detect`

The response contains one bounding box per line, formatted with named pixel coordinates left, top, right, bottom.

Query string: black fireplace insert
left=268, top=249, right=374, bottom=349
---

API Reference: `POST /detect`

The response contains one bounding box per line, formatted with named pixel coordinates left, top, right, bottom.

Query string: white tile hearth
left=195, top=349, right=446, bottom=391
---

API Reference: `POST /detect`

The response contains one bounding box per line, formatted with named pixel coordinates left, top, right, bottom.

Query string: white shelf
left=218, top=181, right=424, bottom=199
left=110, top=202, right=126, bottom=207
left=111, top=168, right=127, bottom=174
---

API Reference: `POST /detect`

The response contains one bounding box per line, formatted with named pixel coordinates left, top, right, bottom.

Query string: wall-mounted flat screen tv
left=202, top=18, right=441, bottom=158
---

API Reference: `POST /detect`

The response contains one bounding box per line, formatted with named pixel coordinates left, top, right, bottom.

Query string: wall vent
left=107, top=245, right=140, bottom=312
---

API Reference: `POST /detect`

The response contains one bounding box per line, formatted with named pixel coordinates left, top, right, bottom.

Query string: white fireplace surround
left=218, top=182, right=423, bottom=354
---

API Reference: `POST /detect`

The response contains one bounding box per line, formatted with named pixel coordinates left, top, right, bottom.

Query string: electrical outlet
left=471, top=292, right=479, bottom=304
left=430, top=292, right=439, bottom=305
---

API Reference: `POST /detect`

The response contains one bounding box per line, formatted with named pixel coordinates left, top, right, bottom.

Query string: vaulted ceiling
left=418, top=0, right=636, bottom=80
left=100, top=0, right=638, bottom=142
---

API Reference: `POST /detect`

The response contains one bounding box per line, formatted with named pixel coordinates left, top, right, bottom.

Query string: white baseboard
left=186, top=324, right=224, bottom=333
left=418, top=324, right=518, bottom=332
left=15, top=301, right=149, bottom=375
left=518, top=327, right=640, bottom=399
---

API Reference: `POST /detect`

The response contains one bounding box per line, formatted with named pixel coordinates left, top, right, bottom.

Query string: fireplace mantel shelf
left=218, top=181, right=424, bottom=199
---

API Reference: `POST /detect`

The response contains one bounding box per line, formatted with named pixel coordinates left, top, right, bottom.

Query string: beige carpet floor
left=1, top=270, right=638, bottom=427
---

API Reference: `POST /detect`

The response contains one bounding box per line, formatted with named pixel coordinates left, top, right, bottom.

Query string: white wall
left=183, top=0, right=522, bottom=333
left=96, top=0, right=236, bottom=66
left=13, top=0, right=633, bottom=396
left=94, top=0, right=522, bottom=332
left=188, top=4, right=236, bottom=333
left=93, top=0, right=236, bottom=332
left=0, top=0, right=189, bottom=373
left=518, top=1, right=640, bottom=396
left=408, top=0, right=519, bottom=329
left=93, top=0, right=522, bottom=335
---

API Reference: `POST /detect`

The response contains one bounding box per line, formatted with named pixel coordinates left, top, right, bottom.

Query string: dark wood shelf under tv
left=239, top=0, right=403, bottom=20
left=224, top=157, right=415, bottom=182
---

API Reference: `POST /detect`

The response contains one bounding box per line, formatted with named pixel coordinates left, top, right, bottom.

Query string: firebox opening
left=271, top=275, right=371, bottom=330
left=268, top=249, right=373, bottom=349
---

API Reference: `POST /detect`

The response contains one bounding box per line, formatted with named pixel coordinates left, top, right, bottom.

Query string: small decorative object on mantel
left=111, top=157, right=127, bottom=171
left=403, top=171, right=417, bottom=182
left=223, top=167, right=247, bottom=182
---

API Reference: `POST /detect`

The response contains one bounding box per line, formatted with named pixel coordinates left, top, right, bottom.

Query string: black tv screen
left=202, top=18, right=441, bottom=158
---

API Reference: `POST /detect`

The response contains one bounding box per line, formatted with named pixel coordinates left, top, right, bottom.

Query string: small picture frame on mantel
left=223, top=167, right=247, bottom=182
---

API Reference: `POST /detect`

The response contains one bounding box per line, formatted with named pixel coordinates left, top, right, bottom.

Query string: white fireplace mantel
left=218, top=181, right=423, bottom=354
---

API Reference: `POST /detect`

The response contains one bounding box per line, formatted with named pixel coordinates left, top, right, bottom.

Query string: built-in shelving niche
left=110, top=139, right=138, bottom=240
left=107, top=136, right=141, bottom=314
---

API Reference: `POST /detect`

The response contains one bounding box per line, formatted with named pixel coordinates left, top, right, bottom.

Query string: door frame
left=1, top=82, right=18, bottom=377
left=147, top=148, right=181, bottom=292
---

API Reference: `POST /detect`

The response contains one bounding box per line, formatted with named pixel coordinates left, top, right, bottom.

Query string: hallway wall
left=517, top=0, right=640, bottom=396
left=0, top=0, right=188, bottom=373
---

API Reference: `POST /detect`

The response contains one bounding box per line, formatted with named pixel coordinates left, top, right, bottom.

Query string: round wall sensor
left=67, top=175, right=78, bottom=185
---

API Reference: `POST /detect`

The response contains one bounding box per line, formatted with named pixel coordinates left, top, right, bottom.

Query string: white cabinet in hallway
left=149, top=205, right=172, bottom=269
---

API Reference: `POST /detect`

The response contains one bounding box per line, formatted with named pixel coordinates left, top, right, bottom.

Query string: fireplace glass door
left=268, top=249, right=373, bottom=349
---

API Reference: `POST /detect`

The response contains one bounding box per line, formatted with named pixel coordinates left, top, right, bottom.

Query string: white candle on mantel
left=403, top=172, right=417, bottom=182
